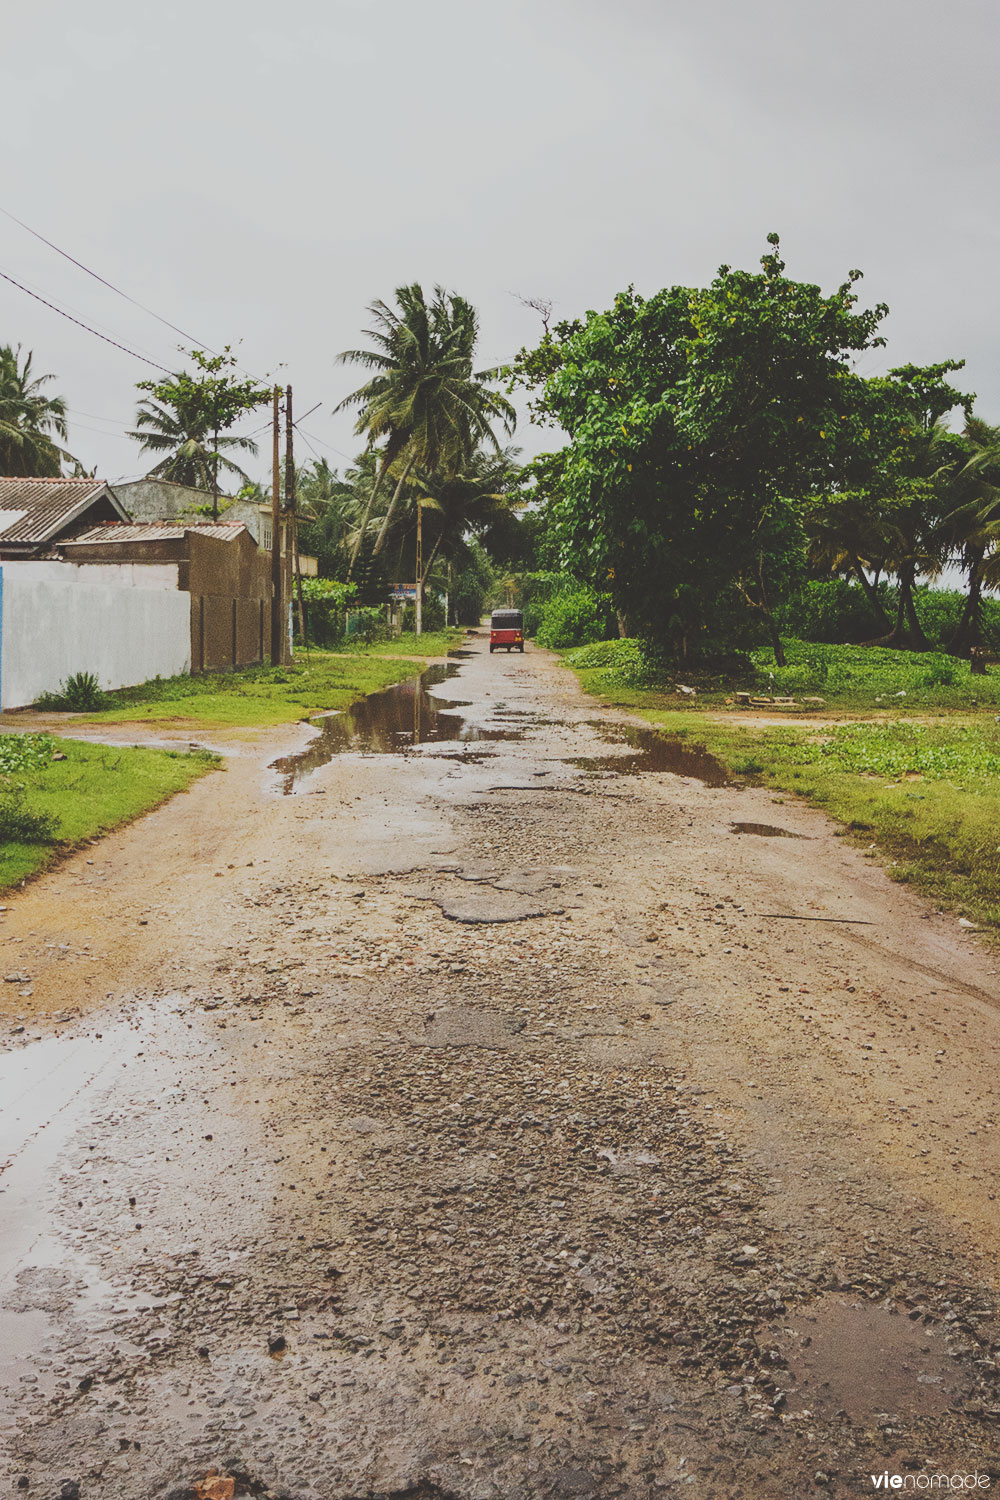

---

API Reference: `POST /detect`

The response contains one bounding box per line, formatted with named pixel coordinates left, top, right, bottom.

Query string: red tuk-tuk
left=489, top=608, right=524, bottom=653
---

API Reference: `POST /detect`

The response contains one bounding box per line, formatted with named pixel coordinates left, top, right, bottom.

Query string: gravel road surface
left=2, top=633, right=999, bottom=1499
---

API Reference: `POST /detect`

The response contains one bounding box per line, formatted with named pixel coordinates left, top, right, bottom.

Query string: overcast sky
left=3, top=0, right=998, bottom=483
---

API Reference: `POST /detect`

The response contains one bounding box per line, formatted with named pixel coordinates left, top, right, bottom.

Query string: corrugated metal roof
left=0, top=477, right=121, bottom=543
left=69, top=521, right=250, bottom=544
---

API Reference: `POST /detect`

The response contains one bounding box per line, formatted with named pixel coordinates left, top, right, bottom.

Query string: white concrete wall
left=0, top=561, right=191, bottom=709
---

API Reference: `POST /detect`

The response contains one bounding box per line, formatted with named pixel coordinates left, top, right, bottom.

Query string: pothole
left=572, top=724, right=729, bottom=784
left=270, top=666, right=517, bottom=792
left=772, top=1295, right=971, bottom=1420
left=730, top=822, right=809, bottom=839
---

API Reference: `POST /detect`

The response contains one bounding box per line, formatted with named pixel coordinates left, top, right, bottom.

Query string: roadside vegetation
left=0, top=732, right=216, bottom=890
left=42, top=636, right=462, bottom=730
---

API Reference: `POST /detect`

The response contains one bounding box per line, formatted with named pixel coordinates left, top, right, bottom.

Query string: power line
left=0, top=266, right=174, bottom=373
left=295, top=426, right=356, bottom=464
left=1, top=204, right=275, bottom=388
left=0, top=202, right=211, bottom=352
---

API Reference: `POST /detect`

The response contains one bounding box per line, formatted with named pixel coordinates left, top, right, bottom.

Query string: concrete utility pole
left=270, top=385, right=282, bottom=665
left=415, top=497, right=423, bottom=636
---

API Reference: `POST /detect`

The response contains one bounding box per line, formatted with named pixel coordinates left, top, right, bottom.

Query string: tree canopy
left=510, top=236, right=892, bottom=648
left=130, top=348, right=270, bottom=508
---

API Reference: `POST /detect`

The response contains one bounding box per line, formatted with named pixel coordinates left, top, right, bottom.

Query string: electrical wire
left=0, top=203, right=276, bottom=387
left=294, top=426, right=356, bottom=464
left=0, top=266, right=174, bottom=373
left=0, top=202, right=212, bottom=351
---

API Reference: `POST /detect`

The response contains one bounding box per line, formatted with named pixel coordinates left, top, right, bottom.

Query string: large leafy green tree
left=510, top=236, right=889, bottom=653
left=130, top=348, right=270, bottom=510
left=336, top=284, right=515, bottom=573
left=0, top=344, right=69, bottom=476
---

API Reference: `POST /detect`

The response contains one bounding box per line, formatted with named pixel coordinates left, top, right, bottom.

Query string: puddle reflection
left=271, top=666, right=514, bottom=793
left=572, top=723, right=729, bottom=785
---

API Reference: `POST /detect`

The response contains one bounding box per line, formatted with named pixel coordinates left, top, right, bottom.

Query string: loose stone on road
left=2, top=632, right=999, bottom=1499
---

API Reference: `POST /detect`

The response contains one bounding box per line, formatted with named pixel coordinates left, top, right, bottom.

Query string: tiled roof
left=0, top=477, right=121, bottom=543
left=69, top=521, right=250, bottom=544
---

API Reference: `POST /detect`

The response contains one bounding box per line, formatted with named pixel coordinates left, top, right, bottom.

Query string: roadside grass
left=333, top=629, right=464, bottom=659
left=562, top=641, right=1000, bottom=933
left=0, top=734, right=217, bottom=890
left=69, top=634, right=464, bottom=729
left=565, top=637, right=1000, bottom=716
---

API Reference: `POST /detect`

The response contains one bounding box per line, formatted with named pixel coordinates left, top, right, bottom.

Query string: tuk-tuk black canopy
left=491, top=609, right=523, bottom=627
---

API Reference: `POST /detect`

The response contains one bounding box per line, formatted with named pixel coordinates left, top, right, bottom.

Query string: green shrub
left=36, top=672, right=106, bottom=712
left=298, top=578, right=358, bottom=646
left=566, top=637, right=669, bottom=686
left=536, top=588, right=615, bottom=649
left=0, top=786, right=56, bottom=843
left=519, top=571, right=582, bottom=636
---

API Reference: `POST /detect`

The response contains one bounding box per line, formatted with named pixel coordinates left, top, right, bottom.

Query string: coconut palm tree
left=128, top=386, right=258, bottom=490
left=803, top=490, right=895, bottom=631
left=412, top=446, right=521, bottom=586
left=336, top=284, right=515, bottom=573
left=0, top=344, right=69, bottom=476
left=296, top=456, right=371, bottom=578
left=940, top=417, right=1000, bottom=654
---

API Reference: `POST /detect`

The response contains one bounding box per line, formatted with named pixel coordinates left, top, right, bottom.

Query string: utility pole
left=285, top=384, right=306, bottom=650
left=415, top=497, right=423, bottom=636
left=270, top=385, right=282, bottom=665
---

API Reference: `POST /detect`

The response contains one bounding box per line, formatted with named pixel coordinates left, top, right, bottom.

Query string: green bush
left=298, top=578, right=358, bottom=646
left=536, top=588, right=615, bottom=649
left=565, top=637, right=668, bottom=686
left=519, top=571, right=582, bottom=636
left=0, top=785, right=56, bottom=843
left=775, top=578, right=1000, bottom=654
left=35, top=672, right=106, bottom=712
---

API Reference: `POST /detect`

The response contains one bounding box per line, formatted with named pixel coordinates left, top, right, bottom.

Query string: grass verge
left=563, top=647, right=1000, bottom=934
left=68, top=633, right=464, bottom=730
left=0, top=735, right=217, bottom=890
left=565, top=636, right=1000, bottom=716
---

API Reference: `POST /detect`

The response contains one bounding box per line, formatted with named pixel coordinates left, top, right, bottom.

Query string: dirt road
left=3, top=634, right=1000, bottom=1500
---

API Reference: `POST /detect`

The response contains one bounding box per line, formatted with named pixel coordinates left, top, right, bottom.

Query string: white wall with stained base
left=0, top=561, right=191, bottom=710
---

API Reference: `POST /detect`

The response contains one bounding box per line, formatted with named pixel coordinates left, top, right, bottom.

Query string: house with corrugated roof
left=0, top=491, right=288, bottom=710
left=0, top=476, right=130, bottom=558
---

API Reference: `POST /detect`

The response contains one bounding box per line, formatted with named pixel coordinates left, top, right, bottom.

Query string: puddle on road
left=271, top=666, right=516, bottom=793
left=270, top=668, right=729, bottom=793
left=774, top=1295, right=969, bottom=1419
left=730, top=822, right=807, bottom=839
left=0, top=1014, right=174, bottom=1387
left=572, top=723, right=729, bottom=785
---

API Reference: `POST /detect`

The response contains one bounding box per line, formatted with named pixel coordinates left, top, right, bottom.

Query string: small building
left=0, top=477, right=130, bottom=559
left=112, top=477, right=318, bottom=575
left=59, top=522, right=283, bottom=674
left=0, top=520, right=287, bottom=711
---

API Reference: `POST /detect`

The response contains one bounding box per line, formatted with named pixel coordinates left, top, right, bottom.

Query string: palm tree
left=412, top=446, right=521, bottom=586
left=804, top=490, right=895, bottom=632
left=296, top=456, right=371, bottom=577
left=941, top=417, right=1000, bottom=654
left=128, top=386, right=258, bottom=490
left=0, top=345, right=69, bottom=476
left=336, top=284, right=515, bottom=573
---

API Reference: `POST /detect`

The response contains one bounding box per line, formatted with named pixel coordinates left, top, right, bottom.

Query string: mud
left=2, top=636, right=1000, bottom=1499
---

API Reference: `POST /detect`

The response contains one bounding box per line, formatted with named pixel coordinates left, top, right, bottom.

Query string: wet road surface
left=2, top=633, right=1000, bottom=1499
